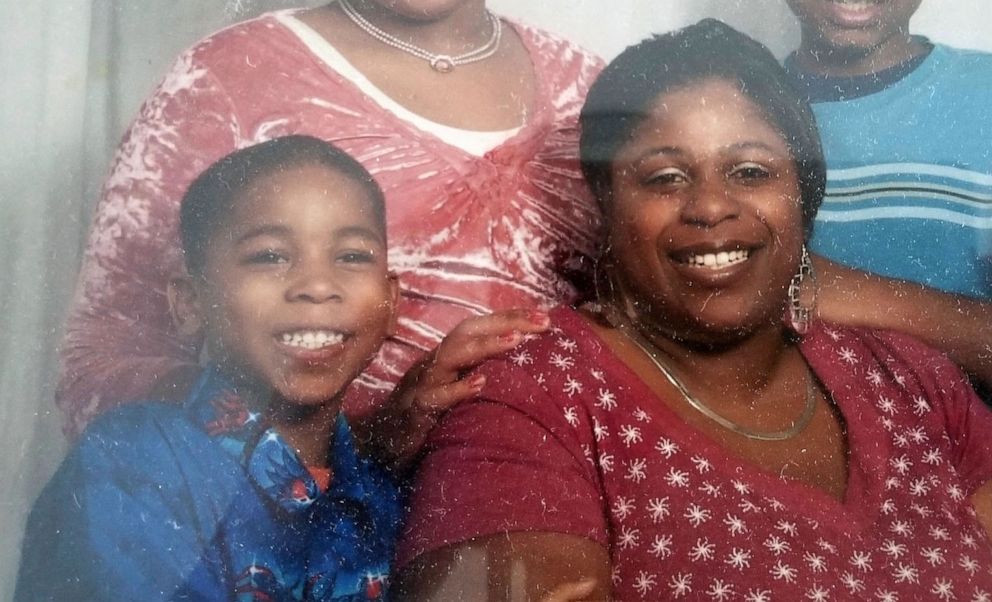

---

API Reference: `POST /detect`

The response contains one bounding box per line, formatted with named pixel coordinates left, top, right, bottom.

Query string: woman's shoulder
left=169, top=11, right=310, bottom=75
left=504, top=19, right=605, bottom=87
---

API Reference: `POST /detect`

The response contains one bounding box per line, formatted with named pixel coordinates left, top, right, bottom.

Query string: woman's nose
left=681, top=178, right=740, bottom=227
left=286, top=263, right=343, bottom=303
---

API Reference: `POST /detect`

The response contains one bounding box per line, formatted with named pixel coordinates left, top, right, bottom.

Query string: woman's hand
left=361, top=309, right=551, bottom=470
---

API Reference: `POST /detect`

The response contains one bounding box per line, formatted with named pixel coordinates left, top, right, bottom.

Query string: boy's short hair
left=180, top=135, right=387, bottom=276
left=579, top=19, right=826, bottom=239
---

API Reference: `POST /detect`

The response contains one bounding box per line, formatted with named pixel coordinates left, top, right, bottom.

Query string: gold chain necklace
left=613, top=314, right=817, bottom=442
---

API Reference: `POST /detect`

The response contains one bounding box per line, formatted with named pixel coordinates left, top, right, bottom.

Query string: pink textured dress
left=58, top=10, right=604, bottom=435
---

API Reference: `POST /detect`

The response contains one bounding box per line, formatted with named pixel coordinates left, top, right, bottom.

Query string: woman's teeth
left=280, top=330, right=344, bottom=349
left=683, top=249, right=750, bottom=269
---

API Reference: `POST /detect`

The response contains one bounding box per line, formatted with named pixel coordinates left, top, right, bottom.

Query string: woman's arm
left=395, top=533, right=610, bottom=602
left=814, top=255, right=992, bottom=386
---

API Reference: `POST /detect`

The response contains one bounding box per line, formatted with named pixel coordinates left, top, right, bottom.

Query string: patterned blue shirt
left=16, top=366, right=401, bottom=601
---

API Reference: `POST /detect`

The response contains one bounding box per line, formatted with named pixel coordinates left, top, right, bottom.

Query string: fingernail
left=528, top=310, right=550, bottom=326
left=499, top=331, right=521, bottom=345
left=468, top=374, right=486, bottom=389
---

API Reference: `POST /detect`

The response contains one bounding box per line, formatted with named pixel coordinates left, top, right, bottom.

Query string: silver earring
left=787, top=245, right=816, bottom=336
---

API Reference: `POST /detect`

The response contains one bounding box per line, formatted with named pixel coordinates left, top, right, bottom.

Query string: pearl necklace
left=337, top=0, right=502, bottom=73
left=611, top=311, right=817, bottom=442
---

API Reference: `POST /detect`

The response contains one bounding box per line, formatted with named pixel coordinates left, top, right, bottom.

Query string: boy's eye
left=643, top=166, right=689, bottom=187
left=244, top=249, right=288, bottom=265
left=728, top=162, right=772, bottom=182
left=338, top=249, right=377, bottom=264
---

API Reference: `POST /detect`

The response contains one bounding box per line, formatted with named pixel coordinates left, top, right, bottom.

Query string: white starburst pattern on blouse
left=838, top=347, right=858, bottom=364
left=590, top=368, right=605, bottom=382
left=922, top=448, right=943, bottom=466
left=885, top=476, right=901, bottom=490
left=612, top=496, right=635, bottom=520
left=724, top=514, right=747, bottom=536
left=850, top=550, right=872, bottom=571
left=508, top=349, right=533, bottom=366
left=619, top=424, right=642, bottom=446
left=920, top=547, right=945, bottom=566
left=891, top=455, right=913, bottom=475
left=890, top=520, right=913, bottom=537
left=881, top=417, right=896, bottom=431
left=731, top=480, right=751, bottom=495
left=910, top=503, right=932, bottom=518
left=669, top=573, right=692, bottom=598
left=632, top=407, right=651, bottom=422
left=764, top=535, right=791, bottom=555
left=617, top=525, right=640, bottom=550
left=931, top=579, right=955, bottom=601
left=593, top=418, right=609, bottom=442
left=690, top=538, right=716, bottom=561
left=625, top=458, right=648, bottom=483
left=555, top=337, right=577, bottom=352
left=647, top=497, right=670, bottom=522
left=882, top=539, right=907, bottom=559
left=611, top=565, right=621, bottom=586
left=877, top=396, right=898, bottom=415
left=549, top=352, right=574, bottom=370
left=906, top=427, right=928, bottom=444
left=874, top=589, right=898, bottom=602
left=959, top=555, right=980, bottom=575
left=804, top=552, right=827, bottom=573
left=929, top=526, right=951, bottom=541
left=563, top=406, right=579, bottom=427
left=892, top=563, right=919, bottom=584
left=912, top=395, right=931, bottom=415
left=707, top=579, right=734, bottom=601
left=893, top=433, right=910, bottom=447
left=842, top=572, right=865, bottom=593
left=745, top=590, right=772, bottom=602
left=563, top=376, right=583, bottom=396
left=598, top=452, right=614, bottom=473
left=909, top=478, right=931, bottom=497
left=948, top=484, right=965, bottom=502
left=690, top=455, right=713, bottom=473
left=768, top=497, right=785, bottom=511
left=893, top=372, right=906, bottom=387
left=824, top=327, right=842, bottom=341
left=775, top=520, right=798, bottom=537
left=685, top=504, right=712, bottom=527
left=817, top=539, right=837, bottom=554
left=666, top=467, right=691, bottom=488
left=806, top=585, right=830, bottom=601
left=700, top=482, right=722, bottom=498
left=770, top=561, right=797, bottom=583
left=649, top=534, right=673, bottom=558
left=725, top=548, right=751, bottom=570
left=866, top=368, right=884, bottom=386
left=535, top=373, right=546, bottom=385
left=739, top=499, right=761, bottom=513
left=972, top=589, right=991, bottom=602
left=656, top=437, right=679, bottom=458
left=596, top=388, right=618, bottom=411
left=633, top=571, right=657, bottom=596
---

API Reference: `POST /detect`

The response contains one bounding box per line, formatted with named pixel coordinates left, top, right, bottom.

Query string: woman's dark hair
left=579, top=19, right=825, bottom=238
left=179, top=135, right=386, bottom=276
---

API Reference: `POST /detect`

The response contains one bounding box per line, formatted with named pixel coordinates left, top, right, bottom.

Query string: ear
left=167, top=274, right=205, bottom=341
left=385, top=272, right=400, bottom=337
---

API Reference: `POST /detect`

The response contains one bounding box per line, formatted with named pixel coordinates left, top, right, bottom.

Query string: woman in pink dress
left=396, top=20, right=992, bottom=600
left=57, top=0, right=603, bottom=436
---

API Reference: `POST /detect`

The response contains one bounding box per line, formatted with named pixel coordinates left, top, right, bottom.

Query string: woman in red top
left=396, top=20, right=992, bottom=600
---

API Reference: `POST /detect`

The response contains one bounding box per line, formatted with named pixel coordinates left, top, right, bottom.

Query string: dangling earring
left=787, top=245, right=817, bottom=337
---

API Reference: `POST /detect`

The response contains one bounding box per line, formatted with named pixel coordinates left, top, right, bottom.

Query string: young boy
left=16, top=135, right=401, bottom=601
left=784, top=0, right=992, bottom=300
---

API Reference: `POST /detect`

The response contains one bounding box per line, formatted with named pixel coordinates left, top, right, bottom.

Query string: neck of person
left=335, top=0, right=492, bottom=56
left=792, top=31, right=928, bottom=78
left=265, top=396, right=341, bottom=468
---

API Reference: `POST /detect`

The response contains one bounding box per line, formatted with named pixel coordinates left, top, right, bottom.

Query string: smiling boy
left=16, top=136, right=401, bottom=601
left=784, top=0, right=992, bottom=299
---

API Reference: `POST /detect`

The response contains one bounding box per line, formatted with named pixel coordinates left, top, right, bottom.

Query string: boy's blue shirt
left=15, top=365, right=401, bottom=601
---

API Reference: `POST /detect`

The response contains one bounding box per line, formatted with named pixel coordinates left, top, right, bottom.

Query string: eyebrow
left=336, top=225, right=386, bottom=245
left=724, top=140, right=784, bottom=155
left=235, top=224, right=292, bottom=244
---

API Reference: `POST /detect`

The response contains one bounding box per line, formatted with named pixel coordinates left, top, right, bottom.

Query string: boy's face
left=786, top=0, right=922, bottom=54
left=191, top=163, right=396, bottom=407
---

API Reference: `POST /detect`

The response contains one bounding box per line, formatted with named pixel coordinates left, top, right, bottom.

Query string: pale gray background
left=2, top=1, right=989, bottom=597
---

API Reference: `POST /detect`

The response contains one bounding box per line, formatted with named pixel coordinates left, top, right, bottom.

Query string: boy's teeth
left=684, top=249, right=750, bottom=269
left=280, top=330, right=344, bottom=350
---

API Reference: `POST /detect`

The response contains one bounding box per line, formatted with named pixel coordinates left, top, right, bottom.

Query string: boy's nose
left=286, top=267, right=343, bottom=303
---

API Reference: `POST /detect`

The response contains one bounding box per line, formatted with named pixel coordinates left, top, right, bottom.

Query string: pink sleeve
left=395, top=359, right=607, bottom=569
left=931, top=358, right=992, bottom=495
left=57, top=49, right=242, bottom=437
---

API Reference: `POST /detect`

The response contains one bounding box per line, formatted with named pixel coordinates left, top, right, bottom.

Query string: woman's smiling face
left=607, top=77, right=804, bottom=346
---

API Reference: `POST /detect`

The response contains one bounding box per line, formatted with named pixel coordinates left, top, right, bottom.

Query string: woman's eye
left=643, top=167, right=689, bottom=186
left=729, top=162, right=772, bottom=182
left=244, top=249, right=288, bottom=265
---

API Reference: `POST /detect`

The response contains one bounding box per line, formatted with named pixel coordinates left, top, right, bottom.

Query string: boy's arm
left=814, top=255, right=992, bottom=386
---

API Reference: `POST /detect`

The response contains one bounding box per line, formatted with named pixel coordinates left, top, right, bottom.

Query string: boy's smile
left=191, top=163, right=396, bottom=411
